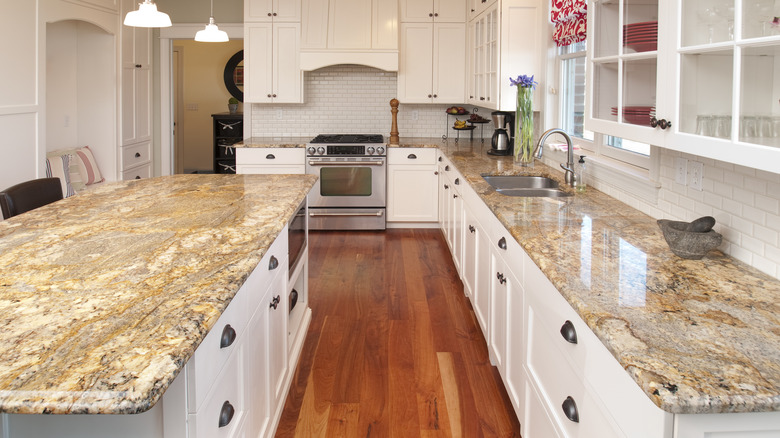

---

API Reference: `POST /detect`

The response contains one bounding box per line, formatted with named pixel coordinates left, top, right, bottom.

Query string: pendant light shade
left=124, top=0, right=172, bottom=28
left=195, top=0, right=229, bottom=42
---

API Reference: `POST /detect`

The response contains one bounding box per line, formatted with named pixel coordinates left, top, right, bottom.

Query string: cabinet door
left=301, top=0, right=329, bottom=49
left=267, top=271, right=288, bottom=409
left=462, top=205, right=478, bottom=300
left=448, top=178, right=463, bottom=274
left=433, top=0, right=467, bottom=23
left=328, top=0, right=372, bottom=48
left=273, top=22, right=302, bottom=103
left=387, top=165, right=439, bottom=222
left=244, top=295, right=271, bottom=438
left=245, top=0, right=275, bottom=21
left=489, top=252, right=510, bottom=375
left=372, top=0, right=399, bottom=50
left=400, top=0, right=434, bottom=22
left=433, top=23, right=467, bottom=104
left=245, top=23, right=273, bottom=103
left=438, top=161, right=449, bottom=234
left=398, top=23, right=434, bottom=103
left=473, top=215, right=491, bottom=335
left=272, top=0, right=301, bottom=21
left=504, top=262, right=525, bottom=417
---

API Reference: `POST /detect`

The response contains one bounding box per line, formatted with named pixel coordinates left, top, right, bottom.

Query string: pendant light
left=195, top=0, right=229, bottom=42
left=124, top=0, right=172, bottom=28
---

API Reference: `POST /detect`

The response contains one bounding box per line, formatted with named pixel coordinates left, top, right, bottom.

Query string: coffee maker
left=488, top=111, right=515, bottom=156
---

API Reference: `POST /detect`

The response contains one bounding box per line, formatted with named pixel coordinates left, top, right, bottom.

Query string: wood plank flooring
left=276, top=229, right=521, bottom=437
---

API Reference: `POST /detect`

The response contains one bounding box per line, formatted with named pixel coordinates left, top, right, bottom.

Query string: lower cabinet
left=387, top=148, right=439, bottom=223
left=236, top=148, right=305, bottom=174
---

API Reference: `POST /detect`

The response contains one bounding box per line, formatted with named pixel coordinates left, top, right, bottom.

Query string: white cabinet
left=586, top=0, right=780, bottom=174
left=467, top=0, right=545, bottom=111
left=120, top=0, right=152, bottom=179
left=245, top=0, right=301, bottom=22
left=399, top=22, right=466, bottom=104
left=438, top=156, right=464, bottom=271
left=236, top=147, right=305, bottom=174
left=400, top=0, right=467, bottom=23
left=387, top=148, right=439, bottom=223
left=468, top=0, right=497, bottom=20
left=245, top=22, right=302, bottom=104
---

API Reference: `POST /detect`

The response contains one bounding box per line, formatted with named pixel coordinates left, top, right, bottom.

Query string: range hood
left=299, top=50, right=398, bottom=72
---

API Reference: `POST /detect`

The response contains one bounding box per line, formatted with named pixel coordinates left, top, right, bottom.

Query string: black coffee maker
left=488, top=111, right=515, bottom=156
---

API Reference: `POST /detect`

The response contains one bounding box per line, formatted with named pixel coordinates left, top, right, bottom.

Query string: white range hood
left=299, top=51, right=398, bottom=72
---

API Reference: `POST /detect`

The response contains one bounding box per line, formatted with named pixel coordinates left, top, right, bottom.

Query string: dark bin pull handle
left=498, top=237, right=507, bottom=250
left=266, top=154, right=276, bottom=159
left=560, top=320, right=578, bottom=344
left=562, top=396, right=579, bottom=423
left=454, top=178, right=460, bottom=185
left=289, top=289, right=299, bottom=311
left=269, top=255, right=279, bottom=270
left=408, top=153, right=417, bottom=159
left=220, top=324, right=236, bottom=349
left=218, top=401, right=235, bottom=428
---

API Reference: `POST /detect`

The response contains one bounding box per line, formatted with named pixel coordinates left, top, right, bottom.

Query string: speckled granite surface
left=0, top=174, right=316, bottom=414
left=235, top=137, right=310, bottom=148
left=401, top=137, right=780, bottom=415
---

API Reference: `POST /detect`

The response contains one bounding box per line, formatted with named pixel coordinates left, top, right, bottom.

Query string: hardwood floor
left=276, top=229, right=521, bottom=437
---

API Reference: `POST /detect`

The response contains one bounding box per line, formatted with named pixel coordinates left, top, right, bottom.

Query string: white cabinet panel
left=245, top=0, right=301, bottom=22
left=400, top=0, right=466, bottom=22
left=399, top=23, right=435, bottom=103
left=245, top=22, right=302, bottom=104
left=433, top=23, right=467, bottom=103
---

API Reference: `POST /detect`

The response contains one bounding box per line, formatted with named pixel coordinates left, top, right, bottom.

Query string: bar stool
left=0, top=178, right=64, bottom=219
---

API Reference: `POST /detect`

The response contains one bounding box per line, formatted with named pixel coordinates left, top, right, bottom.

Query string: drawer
left=236, top=164, right=305, bottom=175
left=121, top=163, right=151, bottom=180
left=486, top=214, right=524, bottom=280
left=526, top=300, right=623, bottom=438
left=215, top=159, right=236, bottom=174
left=388, top=147, right=437, bottom=165
left=122, top=142, right=151, bottom=169
left=188, top=350, right=245, bottom=438
left=245, top=230, right=288, bottom=316
left=236, top=148, right=304, bottom=166
left=217, top=139, right=240, bottom=159
left=187, top=289, right=249, bottom=414
left=216, top=119, right=243, bottom=137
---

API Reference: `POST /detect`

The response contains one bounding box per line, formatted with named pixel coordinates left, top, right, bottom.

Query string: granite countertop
left=0, top=174, right=316, bottom=415
left=235, top=137, right=311, bottom=148
left=399, top=137, right=780, bottom=415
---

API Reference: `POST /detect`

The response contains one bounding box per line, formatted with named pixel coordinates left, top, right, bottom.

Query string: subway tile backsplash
left=251, top=66, right=780, bottom=280
left=249, top=65, right=494, bottom=139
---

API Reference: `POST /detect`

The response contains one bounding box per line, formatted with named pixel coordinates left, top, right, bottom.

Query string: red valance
left=551, top=0, right=587, bottom=47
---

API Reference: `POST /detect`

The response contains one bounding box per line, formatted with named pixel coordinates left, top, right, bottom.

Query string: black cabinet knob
left=267, top=12, right=272, bottom=16
left=433, top=94, right=438, bottom=98
left=650, top=117, right=672, bottom=130
left=438, top=156, right=442, bottom=162
left=269, top=255, right=279, bottom=270
left=272, top=94, right=277, bottom=98
left=560, top=320, right=578, bottom=344
left=434, top=171, right=439, bottom=175
left=453, top=194, right=458, bottom=199
left=469, top=225, right=475, bottom=233
left=272, top=12, right=277, bottom=16
left=496, top=272, right=506, bottom=284
left=454, top=178, right=460, bottom=185
left=562, top=396, right=579, bottom=423
left=498, top=237, right=507, bottom=250
left=266, top=154, right=276, bottom=159
left=218, top=401, right=235, bottom=428
left=444, top=184, right=449, bottom=189
left=480, top=97, right=485, bottom=101
left=220, top=324, right=236, bottom=349
left=408, top=153, right=417, bottom=159
left=267, top=94, right=272, bottom=98
left=135, top=64, right=142, bottom=68
left=429, top=12, right=434, bottom=17
left=270, top=295, right=281, bottom=310
left=434, top=13, right=439, bottom=16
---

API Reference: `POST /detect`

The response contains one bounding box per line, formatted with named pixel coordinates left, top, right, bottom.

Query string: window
left=557, top=40, right=651, bottom=170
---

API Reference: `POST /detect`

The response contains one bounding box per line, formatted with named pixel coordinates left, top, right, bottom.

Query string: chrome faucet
left=533, top=128, right=576, bottom=186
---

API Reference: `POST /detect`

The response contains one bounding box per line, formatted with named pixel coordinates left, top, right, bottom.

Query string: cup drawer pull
left=560, top=320, right=578, bottom=344
left=562, top=396, right=579, bottom=423
left=218, top=401, right=235, bottom=428
left=220, top=324, right=236, bottom=349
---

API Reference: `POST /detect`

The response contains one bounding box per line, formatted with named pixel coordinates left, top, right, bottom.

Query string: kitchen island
left=0, top=174, right=316, bottom=436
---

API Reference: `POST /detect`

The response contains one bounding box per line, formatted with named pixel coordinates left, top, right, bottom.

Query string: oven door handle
left=309, top=211, right=384, bottom=217
left=308, top=160, right=385, bottom=166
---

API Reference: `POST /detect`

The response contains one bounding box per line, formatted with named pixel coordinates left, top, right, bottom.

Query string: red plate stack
left=610, top=106, right=656, bottom=126
left=623, top=21, right=658, bottom=52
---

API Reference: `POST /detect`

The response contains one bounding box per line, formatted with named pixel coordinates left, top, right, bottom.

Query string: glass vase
left=514, top=87, right=534, bottom=166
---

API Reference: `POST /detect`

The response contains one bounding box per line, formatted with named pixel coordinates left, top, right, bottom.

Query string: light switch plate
left=689, top=161, right=704, bottom=191
left=675, top=158, right=687, bottom=185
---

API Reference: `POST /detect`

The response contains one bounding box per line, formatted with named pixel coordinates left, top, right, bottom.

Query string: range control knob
left=367, top=146, right=376, bottom=155
left=307, top=146, right=316, bottom=155
left=317, top=147, right=325, bottom=155
left=376, top=146, right=385, bottom=155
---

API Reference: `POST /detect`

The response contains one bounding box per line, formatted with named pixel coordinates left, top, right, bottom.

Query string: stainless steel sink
left=481, top=175, right=572, bottom=197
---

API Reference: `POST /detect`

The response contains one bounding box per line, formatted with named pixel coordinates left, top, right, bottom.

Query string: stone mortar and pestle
left=657, top=216, right=722, bottom=260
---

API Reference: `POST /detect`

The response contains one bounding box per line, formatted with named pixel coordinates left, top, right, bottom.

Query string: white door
left=398, top=23, right=434, bottom=103
left=433, top=23, right=467, bottom=103
left=273, top=23, right=302, bottom=103
left=245, top=23, right=273, bottom=103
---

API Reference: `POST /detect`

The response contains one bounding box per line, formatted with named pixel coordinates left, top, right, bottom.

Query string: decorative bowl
left=657, top=218, right=722, bottom=260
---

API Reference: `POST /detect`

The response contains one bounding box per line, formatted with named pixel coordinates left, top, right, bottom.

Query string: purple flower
left=510, top=74, right=538, bottom=89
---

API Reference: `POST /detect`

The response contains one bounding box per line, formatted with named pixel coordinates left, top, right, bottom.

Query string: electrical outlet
left=689, top=161, right=704, bottom=191
left=186, top=103, right=198, bottom=111
left=675, top=157, right=687, bottom=185
left=412, top=110, right=419, bottom=121
left=276, top=109, right=283, bottom=120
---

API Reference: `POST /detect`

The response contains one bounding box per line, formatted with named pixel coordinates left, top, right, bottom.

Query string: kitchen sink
left=481, top=175, right=573, bottom=198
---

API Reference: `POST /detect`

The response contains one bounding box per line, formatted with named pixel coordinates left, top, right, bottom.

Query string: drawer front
left=217, top=139, right=240, bottom=159
left=188, top=350, right=245, bottom=438
left=487, top=215, right=524, bottom=279
left=245, top=230, right=288, bottom=315
left=216, top=119, right=243, bottom=137
left=187, top=290, right=249, bottom=413
left=236, top=148, right=304, bottom=165
left=388, top=147, right=437, bottom=165
left=527, top=296, right=622, bottom=438
left=236, top=165, right=304, bottom=175
left=216, top=160, right=237, bottom=174
left=121, top=163, right=152, bottom=180
left=122, top=142, right=151, bottom=169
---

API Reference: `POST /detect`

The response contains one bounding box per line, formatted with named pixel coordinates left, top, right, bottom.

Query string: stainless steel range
left=305, top=134, right=387, bottom=230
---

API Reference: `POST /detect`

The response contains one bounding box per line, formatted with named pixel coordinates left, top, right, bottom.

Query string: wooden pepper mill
left=389, top=98, right=400, bottom=145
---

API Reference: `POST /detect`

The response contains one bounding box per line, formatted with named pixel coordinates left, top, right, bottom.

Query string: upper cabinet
left=245, top=0, right=301, bottom=22
left=400, top=0, right=468, bottom=23
left=398, top=22, right=467, bottom=103
left=468, top=0, right=498, bottom=20
left=586, top=0, right=780, bottom=174
left=467, top=0, right=545, bottom=111
left=300, top=0, right=399, bottom=71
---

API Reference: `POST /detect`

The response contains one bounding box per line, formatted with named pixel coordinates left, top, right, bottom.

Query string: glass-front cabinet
left=586, top=0, right=780, bottom=174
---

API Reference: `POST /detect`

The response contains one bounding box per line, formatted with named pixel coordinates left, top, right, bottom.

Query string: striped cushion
left=45, top=154, right=75, bottom=198
left=75, top=146, right=105, bottom=185
left=46, top=148, right=84, bottom=193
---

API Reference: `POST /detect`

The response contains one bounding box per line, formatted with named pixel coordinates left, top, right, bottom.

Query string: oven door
left=306, top=157, right=386, bottom=208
